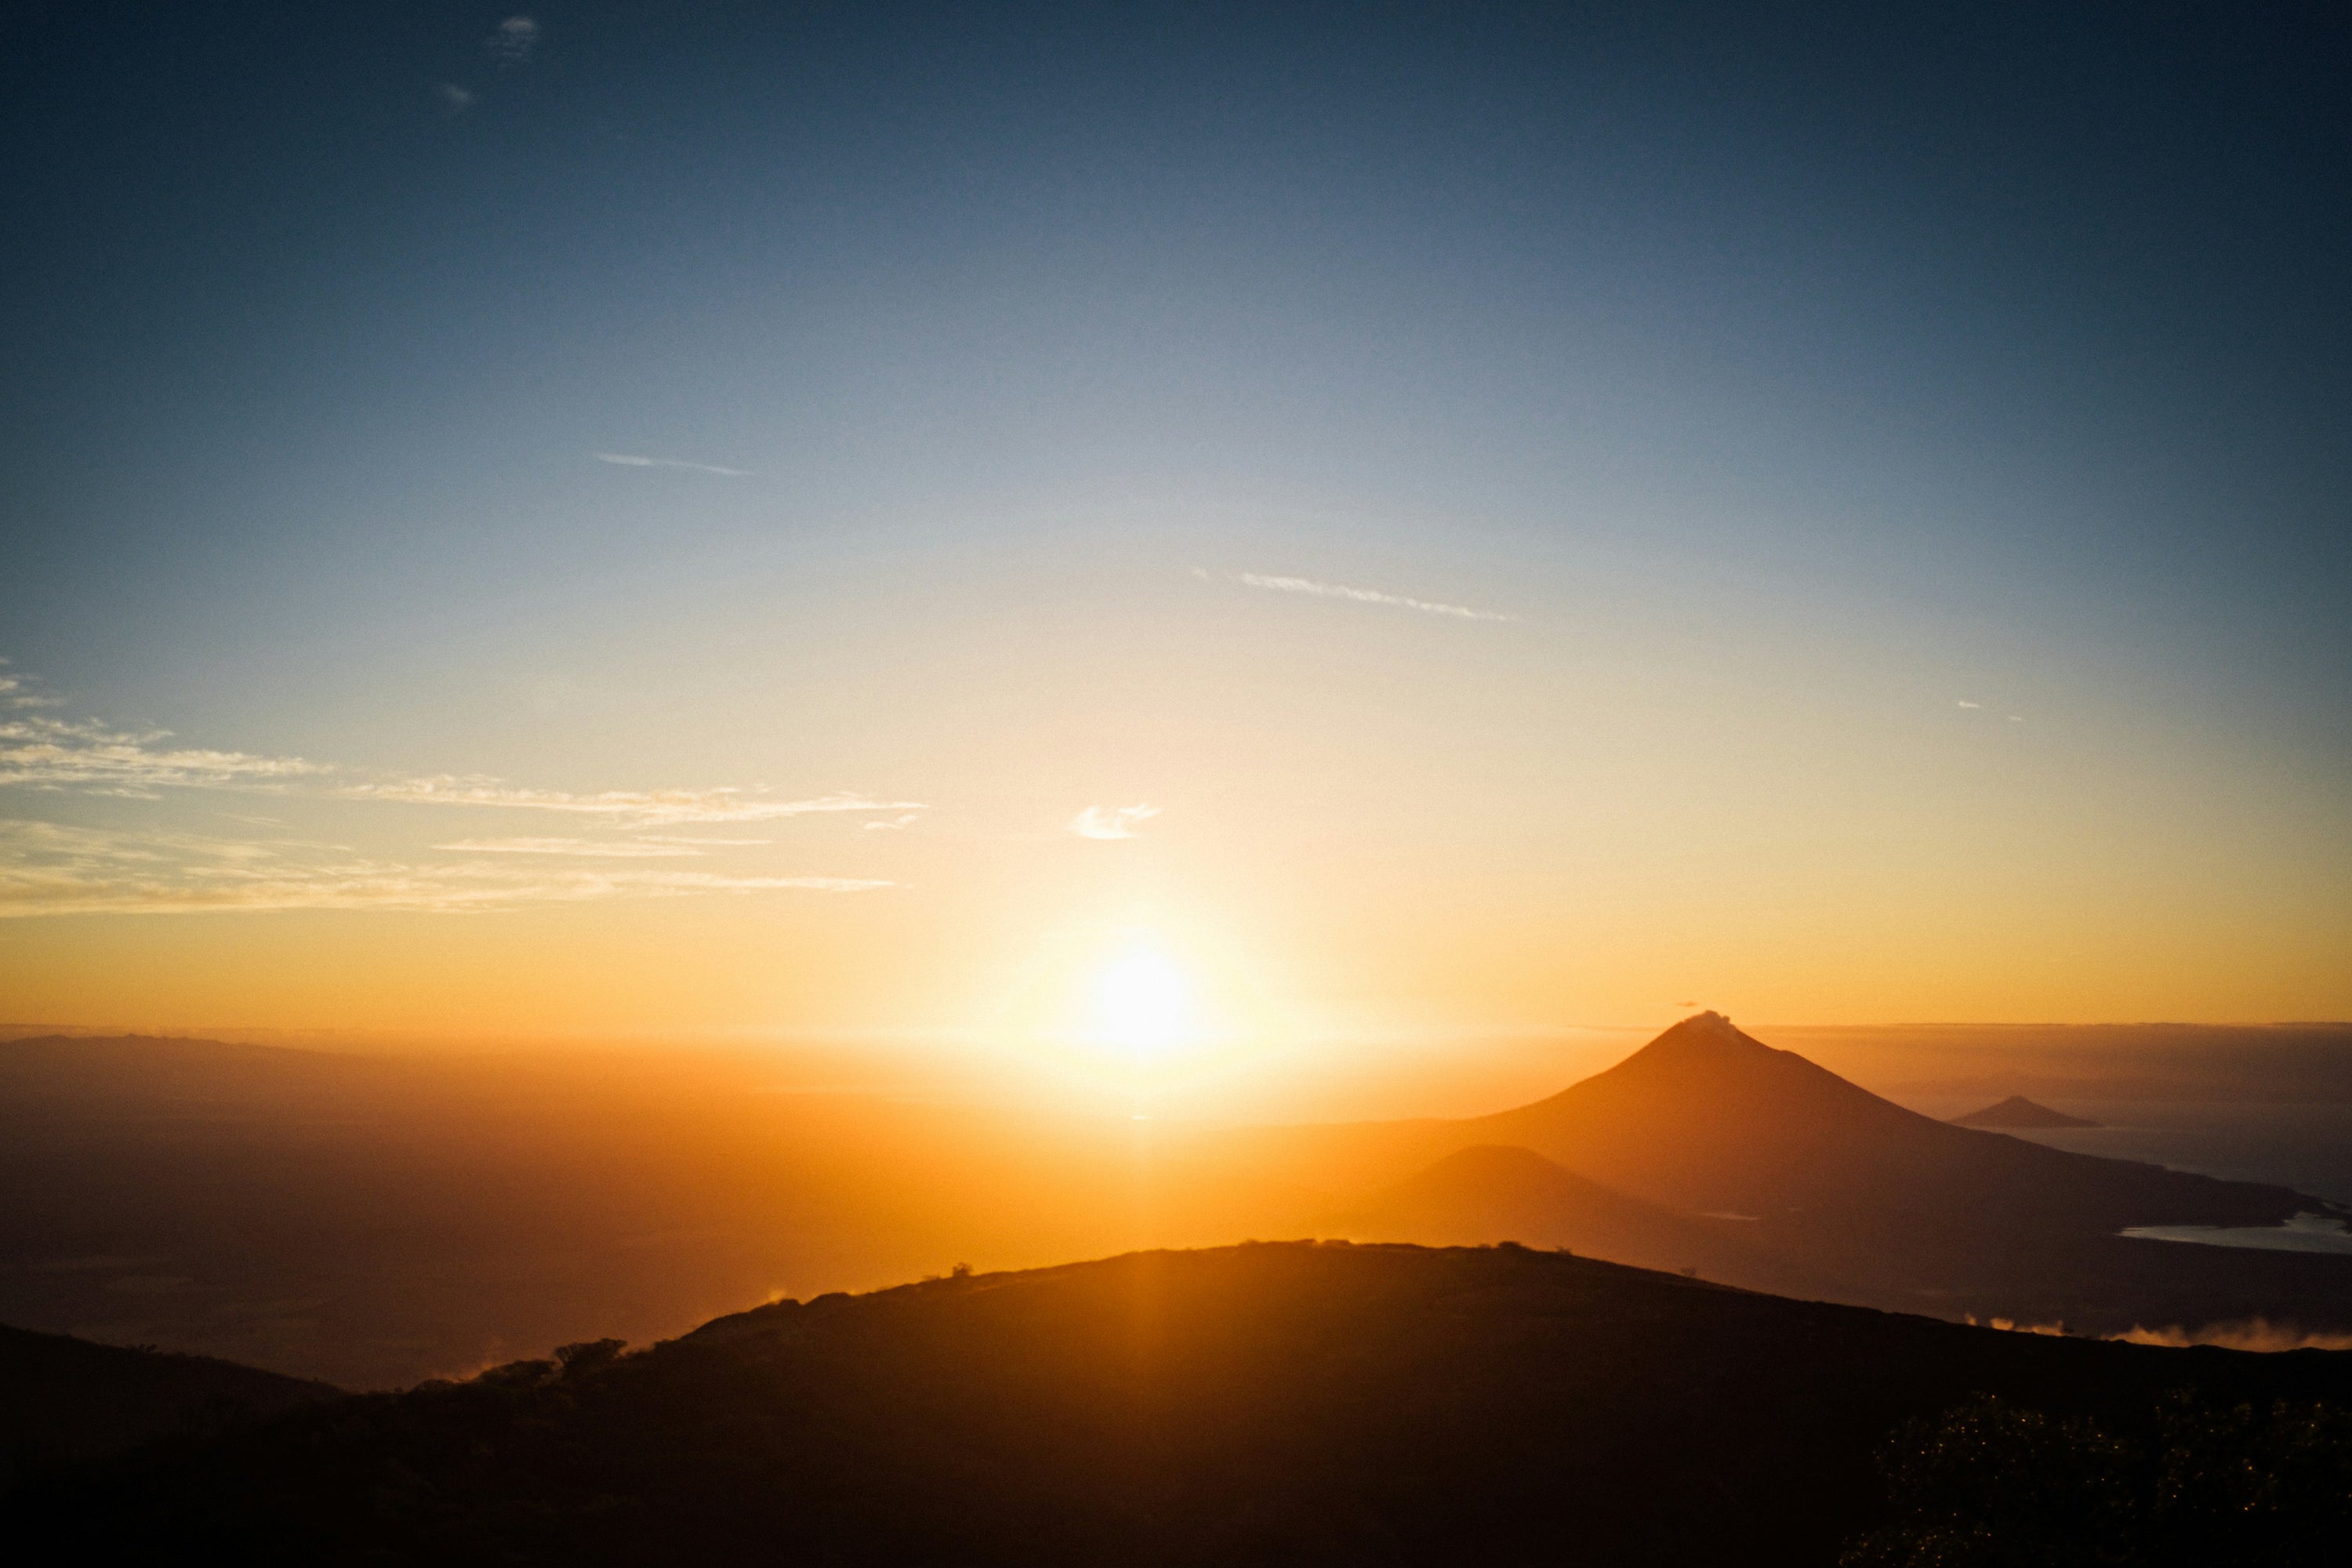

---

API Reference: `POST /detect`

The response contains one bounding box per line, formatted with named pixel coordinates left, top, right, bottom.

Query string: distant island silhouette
left=1949, top=1094, right=2101, bottom=1129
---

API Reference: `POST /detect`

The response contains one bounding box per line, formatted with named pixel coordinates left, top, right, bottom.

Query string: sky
left=2, top=2, right=2348, bottom=1068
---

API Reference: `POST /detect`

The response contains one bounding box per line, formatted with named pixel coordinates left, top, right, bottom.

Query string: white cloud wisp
left=1069, top=804, right=1160, bottom=840
left=0, top=713, right=327, bottom=793
left=0, top=669, right=918, bottom=916
left=430, top=837, right=706, bottom=858
left=592, top=452, right=752, bottom=477
left=492, top=16, right=539, bottom=64
left=1231, top=572, right=1511, bottom=622
left=0, top=820, right=887, bottom=917
left=344, top=780, right=923, bottom=827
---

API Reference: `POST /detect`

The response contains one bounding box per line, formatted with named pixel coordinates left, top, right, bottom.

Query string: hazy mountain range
left=4, top=1015, right=2348, bottom=1388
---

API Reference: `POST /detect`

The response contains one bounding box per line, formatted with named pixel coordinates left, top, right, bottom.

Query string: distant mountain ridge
left=0, top=1032, right=394, bottom=1112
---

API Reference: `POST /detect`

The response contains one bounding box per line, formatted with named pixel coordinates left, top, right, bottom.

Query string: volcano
left=1289, top=1014, right=2352, bottom=1335
left=1465, top=1013, right=2293, bottom=1232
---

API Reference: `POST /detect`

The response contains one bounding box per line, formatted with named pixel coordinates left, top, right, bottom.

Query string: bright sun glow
left=1093, top=943, right=1189, bottom=1058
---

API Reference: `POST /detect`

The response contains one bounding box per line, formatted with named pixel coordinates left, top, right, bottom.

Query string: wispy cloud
left=0, top=820, right=887, bottom=917
left=630, top=834, right=774, bottom=846
left=0, top=866, right=891, bottom=917
left=1957, top=700, right=1982, bottom=709
left=1229, top=572, right=1511, bottom=622
left=0, top=712, right=325, bottom=791
left=346, top=779, right=923, bottom=827
left=492, top=16, right=539, bottom=64
left=0, top=666, right=57, bottom=709
left=863, top=813, right=924, bottom=832
left=0, top=668, right=917, bottom=916
left=431, top=837, right=706, bottom=858
left=1069, top=804, right=1160, bottom=840
left=0, top=677, right=922, bottom=826
left=2, top=821, right=285, bottom=866
left=592, top=452, right=752, bottom=478
left=438, top=83, right=475, bottom=113
left=0, top=713, right=919, bottom=828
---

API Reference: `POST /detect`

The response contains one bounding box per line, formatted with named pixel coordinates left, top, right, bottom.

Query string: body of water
left=1903, top=1098, right=2352, bottom=1208
left=2119, top=1213, right=2352, bottom=1255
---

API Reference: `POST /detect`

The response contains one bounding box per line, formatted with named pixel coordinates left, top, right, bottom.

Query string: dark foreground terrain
left=0, top=1323, right=332, bottom=1490
left=10, top=1243, right=2350, bottom=1566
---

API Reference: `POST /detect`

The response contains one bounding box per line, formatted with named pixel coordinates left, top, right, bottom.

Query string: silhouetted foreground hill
left=14, top=1243, right=2351, bottom=1566
left=0, top=1323, right=332, bottom=1488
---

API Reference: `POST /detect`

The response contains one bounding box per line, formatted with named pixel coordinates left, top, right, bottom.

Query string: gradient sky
left=2, top=3, right=2348, bottom=1058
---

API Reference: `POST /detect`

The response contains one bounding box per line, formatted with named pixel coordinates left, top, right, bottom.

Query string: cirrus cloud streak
left=592, top=452, right=751, bottom=477
left=1230, top=572, right=1511, bottom=622
left=0, top=670, right=915, bottom=916
left=0, top=674, right=922, bottom=828
left=344, top=779, right=922, bottom=826
left=2, top=713, right=325, bottom=792
left=0, top=820, right=887, bottom=916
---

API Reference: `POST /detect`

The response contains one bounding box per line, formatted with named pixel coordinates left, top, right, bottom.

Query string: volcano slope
left=1291, top=1014, right=2352, bottom=1336
left=17, top=1243, right=2352, bottom=1566
left=1328, top=1145, right=1823, bottom=1296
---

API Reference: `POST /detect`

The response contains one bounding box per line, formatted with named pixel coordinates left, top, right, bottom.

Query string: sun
left=1092, top=942, right=1190, bottom=1059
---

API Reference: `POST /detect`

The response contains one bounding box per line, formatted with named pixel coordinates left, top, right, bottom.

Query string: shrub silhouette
left=1844, top=1391, right=2352, bottom=1567
left=555, top=1340, right=626, bottom=1378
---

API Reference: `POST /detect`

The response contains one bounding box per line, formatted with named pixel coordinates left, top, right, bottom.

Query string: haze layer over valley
left=8, top=1015, right=2347, bottom=1388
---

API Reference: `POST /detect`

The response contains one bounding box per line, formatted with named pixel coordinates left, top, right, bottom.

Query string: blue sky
left=2, top=3, right=2347, bottom=1040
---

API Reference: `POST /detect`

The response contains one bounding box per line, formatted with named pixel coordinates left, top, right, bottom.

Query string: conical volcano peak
left=1636, top=1011, right=1773, bottom=1061
left=1573, top=1011, right=1814, bottom=1100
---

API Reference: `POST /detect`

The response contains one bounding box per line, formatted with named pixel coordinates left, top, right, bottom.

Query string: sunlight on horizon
left=1092, top=942, right=1191, bottom=1062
